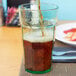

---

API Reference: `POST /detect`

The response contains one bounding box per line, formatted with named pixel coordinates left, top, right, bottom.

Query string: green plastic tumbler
left=19, top=2, right=58, bottom=74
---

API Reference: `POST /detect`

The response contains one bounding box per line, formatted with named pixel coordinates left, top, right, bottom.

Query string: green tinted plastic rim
left=25, top=67, right=52, bottom=74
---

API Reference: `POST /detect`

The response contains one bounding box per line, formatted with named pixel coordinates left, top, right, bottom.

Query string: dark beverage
left=23, top=40, right=53, bottom=71
left=23, top=30, right=53, bottom=71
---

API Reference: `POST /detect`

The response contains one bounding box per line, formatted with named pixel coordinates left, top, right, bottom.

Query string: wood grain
left=20, top=62, right=76, bottom=76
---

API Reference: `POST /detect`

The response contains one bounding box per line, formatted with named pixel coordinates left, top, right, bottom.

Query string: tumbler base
left=25, top=67, right=52, bottom=74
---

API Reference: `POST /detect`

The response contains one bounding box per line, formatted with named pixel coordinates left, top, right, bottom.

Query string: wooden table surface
left=0, top=27, right=23, bottom=76
left=0, top=21, right=76, bottom=76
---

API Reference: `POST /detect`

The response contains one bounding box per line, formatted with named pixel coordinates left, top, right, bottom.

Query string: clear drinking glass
left=19, top=2, right=58, bottom=74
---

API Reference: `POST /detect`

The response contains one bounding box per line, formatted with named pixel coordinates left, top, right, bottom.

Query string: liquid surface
left=23, top=29, right=53, bottom=42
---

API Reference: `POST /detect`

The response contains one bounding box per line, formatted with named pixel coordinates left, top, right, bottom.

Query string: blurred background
left=1, top=0, right=76, bottom=25
left=40, top=0, right=76, bottom=20
left=45, top=0, right=76, bottom=20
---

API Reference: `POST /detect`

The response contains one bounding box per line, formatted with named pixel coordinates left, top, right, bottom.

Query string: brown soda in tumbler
left=19, top=2, right=58, bottom=74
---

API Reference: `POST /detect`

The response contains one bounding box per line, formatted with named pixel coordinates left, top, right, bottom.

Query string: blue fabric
left=52, top=47, right=76, bottom=62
